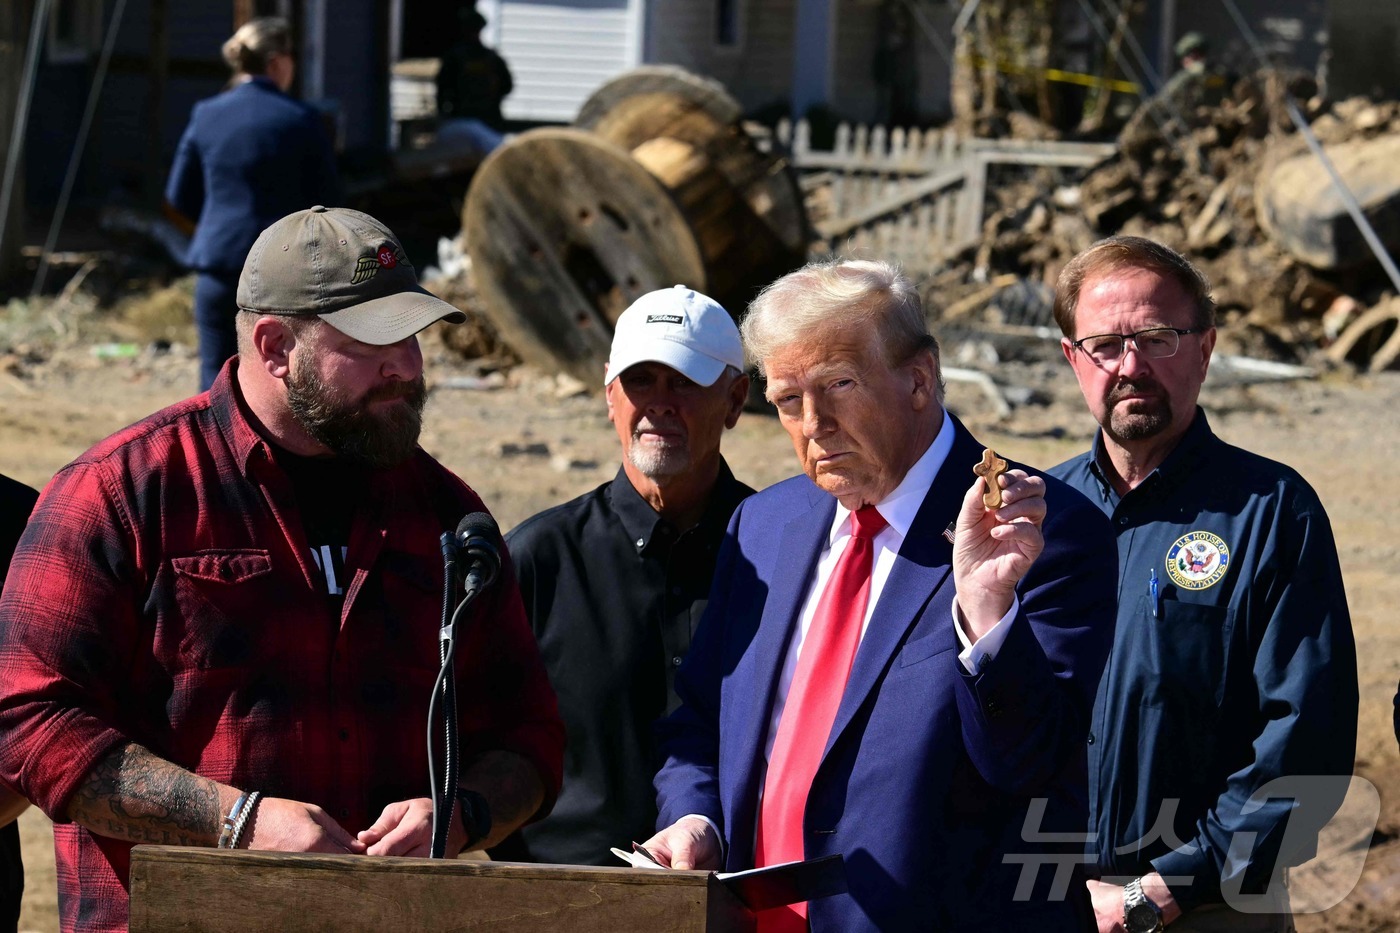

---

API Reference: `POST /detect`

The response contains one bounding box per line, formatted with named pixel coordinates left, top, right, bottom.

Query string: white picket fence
left=774, top=118, right=1116, bottom=273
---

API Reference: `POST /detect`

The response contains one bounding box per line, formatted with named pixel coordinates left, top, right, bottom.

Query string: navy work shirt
left=491, top=462, right=754, bottom=866
left=1050, top=409, right=1357, bottom=912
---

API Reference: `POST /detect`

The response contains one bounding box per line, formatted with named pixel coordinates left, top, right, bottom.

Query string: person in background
left=491, top=286, right=752, bottom=866
left=435, top=6, right=513, bottom=156
left=0, top=474, right=38, bottom=933
left=1050, top=236, right=1356, bottom=932
left=165, top=16, right=341, bottom=391
left=0, top=207, right=563, bottom=933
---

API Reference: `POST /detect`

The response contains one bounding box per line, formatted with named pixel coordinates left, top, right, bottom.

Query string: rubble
left=925, top=69, right=1400, bottom=369
left=421, top=68, right=1400, bottom=376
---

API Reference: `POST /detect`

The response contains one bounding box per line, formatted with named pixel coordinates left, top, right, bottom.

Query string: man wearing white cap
left=490, top=285, right=753, bottom=866
left=0, top=207, right=564, bottom=932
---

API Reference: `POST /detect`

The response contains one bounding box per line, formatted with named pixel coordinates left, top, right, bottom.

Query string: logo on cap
left=351, top=245, right=408, bottom=285
left=646, top=314, right=684, bottom=324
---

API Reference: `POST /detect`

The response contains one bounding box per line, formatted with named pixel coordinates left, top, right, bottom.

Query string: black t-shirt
left=270, top=447, right=366, bottom=609
left=0, top=473, right=39, bottom=933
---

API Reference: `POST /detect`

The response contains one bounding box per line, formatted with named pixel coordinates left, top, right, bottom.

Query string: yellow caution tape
left=966, top=55, right=1142, bottom=95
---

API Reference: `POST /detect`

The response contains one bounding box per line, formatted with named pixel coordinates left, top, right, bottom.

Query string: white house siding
left=488, top=0, right=641, bottom=123
left=827, top=0, right=882, bottom=123
left=829, top=0, right=954, bottom=124
left=647, top=0, right=797, bottom=113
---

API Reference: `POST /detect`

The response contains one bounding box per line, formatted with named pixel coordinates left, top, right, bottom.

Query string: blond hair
left=222, top=17, right=292, bottom=76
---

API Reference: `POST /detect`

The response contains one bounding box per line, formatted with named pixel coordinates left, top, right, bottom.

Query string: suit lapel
left=823, top=420, right=985, bottom=757
left=734, top=482, right=833, bottom=761
left=726, top=483, right=834, bottom=864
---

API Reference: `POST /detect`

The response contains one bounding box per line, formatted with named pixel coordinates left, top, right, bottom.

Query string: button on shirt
left=495, top=462, right=755, bottom=866
left=1050, top=409, right=1357, bottom=911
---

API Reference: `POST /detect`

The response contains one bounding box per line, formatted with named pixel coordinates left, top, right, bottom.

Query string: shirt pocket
left=168, top=550, right=275, bottom=670
left=1139, top=593, right=1234, bottom=710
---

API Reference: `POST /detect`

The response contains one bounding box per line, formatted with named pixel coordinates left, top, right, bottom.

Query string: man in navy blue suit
left=166, top=17, right=341, bottom=390
left=645, top=259, right=1118, bottom=931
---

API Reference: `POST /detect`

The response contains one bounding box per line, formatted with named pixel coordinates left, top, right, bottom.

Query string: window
left=715, top=0, right=742, bottom=49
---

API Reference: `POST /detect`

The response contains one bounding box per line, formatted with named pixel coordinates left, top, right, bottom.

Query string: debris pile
left=927, top=69, right=1400, bottom=366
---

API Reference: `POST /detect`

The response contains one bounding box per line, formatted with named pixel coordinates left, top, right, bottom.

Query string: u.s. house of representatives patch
left=1165, top=531, right=1231, bottom=590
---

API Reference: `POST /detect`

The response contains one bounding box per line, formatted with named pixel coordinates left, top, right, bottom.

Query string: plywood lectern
left=129, top=846, right=756, bottom=932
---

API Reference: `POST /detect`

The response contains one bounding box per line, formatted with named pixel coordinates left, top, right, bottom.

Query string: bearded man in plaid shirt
left=0, top=207, right=564, bottom=932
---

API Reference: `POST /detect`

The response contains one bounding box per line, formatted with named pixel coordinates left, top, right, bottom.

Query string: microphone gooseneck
left=429, top=512, right=503, bottom=859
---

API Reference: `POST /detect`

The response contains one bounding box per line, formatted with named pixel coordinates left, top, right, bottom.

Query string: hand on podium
left=356, top=797, right=465, bottom=857
left=640, top=816, right=722, bottom=870
left=241, top=797, right=367, bottom=854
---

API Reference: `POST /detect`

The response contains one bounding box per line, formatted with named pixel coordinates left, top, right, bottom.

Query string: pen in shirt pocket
left=1150, top=567, right=1162, bottom=619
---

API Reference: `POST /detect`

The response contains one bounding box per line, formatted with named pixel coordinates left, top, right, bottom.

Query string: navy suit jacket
left=166, top=77, right=341, bottom=274
left=654, top=416, right=1117, bottom=931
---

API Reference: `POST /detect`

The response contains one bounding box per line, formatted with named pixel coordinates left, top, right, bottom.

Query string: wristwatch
left=1123, top=877, right=1164, bottom=933
left=456, top=788, right=492, bottom=849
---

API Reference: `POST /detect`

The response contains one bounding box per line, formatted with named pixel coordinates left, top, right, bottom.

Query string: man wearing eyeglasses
left=1048, top=236, right=1357, bottom=933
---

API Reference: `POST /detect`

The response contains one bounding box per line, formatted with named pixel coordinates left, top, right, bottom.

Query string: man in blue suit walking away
left=645, top=258, right=1118, bottom=932
left=165, top=16, right=341, bottom=390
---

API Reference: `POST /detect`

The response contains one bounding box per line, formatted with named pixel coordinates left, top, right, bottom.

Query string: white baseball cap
left=604, top=285, right=744, bottom=387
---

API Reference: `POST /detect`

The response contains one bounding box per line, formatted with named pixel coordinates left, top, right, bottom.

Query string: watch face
left=1125, top=901, right=1161, bottom=933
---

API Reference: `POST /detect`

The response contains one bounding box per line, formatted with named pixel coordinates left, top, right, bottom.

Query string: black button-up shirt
left=1050, top=410, right=1357, bottom=911
left=491, top=462, right=754, bottom=866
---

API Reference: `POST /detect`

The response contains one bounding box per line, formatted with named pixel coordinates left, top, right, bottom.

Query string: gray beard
left=1105, top=393, right=1173, bottom=442
left=627, top=434, right=691, bottom=480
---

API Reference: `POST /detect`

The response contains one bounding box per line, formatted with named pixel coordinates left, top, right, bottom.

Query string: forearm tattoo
left=66, top=742, right=221, bottom=847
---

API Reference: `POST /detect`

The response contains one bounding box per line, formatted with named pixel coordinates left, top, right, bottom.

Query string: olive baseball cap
left=236, top=205, right=465, bottom=345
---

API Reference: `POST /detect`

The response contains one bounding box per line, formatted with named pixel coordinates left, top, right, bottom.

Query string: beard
left=1103, top=376, right=1174, bottom=442
left=285, top=357, right=427, bottom=469
left=626, top=422, right=691, bottom=480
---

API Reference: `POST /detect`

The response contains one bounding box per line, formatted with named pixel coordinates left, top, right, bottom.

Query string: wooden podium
left=129, top=846, right=756, bottom=932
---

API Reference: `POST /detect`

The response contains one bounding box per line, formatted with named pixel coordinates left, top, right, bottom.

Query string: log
left=1325, top=299, right=1400, bottom=372
left=1256, top=133, right=1400, bottom=270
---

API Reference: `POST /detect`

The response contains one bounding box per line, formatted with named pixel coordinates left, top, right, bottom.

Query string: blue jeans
left=194, top=270, right=240, bottom=391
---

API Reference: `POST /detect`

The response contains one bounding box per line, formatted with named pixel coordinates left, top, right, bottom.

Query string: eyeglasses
left=1070, top=327, right=1205, bottom=365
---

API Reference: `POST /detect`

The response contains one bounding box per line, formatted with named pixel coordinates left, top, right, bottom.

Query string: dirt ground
left=2, top=327, right=1398, bottom=932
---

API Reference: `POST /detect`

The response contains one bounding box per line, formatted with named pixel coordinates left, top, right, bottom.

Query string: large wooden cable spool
left=463, top=67, right=809, bottom=383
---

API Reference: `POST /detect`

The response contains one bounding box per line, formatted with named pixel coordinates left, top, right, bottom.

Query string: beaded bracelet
left=228, top=791, right=261, bottom=850
left=216, top=792, right=250, bottom=850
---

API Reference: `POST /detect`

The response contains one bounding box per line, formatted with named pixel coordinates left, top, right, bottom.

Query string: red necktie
left=754, top=505, right=888, bottom=933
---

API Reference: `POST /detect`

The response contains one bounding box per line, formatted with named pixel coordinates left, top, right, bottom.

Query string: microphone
left=429, top=512, right=502, bottom=860
left=454, top=512, right=501, bottom=599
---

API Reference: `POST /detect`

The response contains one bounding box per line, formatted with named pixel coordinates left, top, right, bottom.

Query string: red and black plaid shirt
left=0, top=361, right=563, bottom=932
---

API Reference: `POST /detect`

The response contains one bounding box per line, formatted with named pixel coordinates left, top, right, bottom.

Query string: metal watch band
left=1123, top=877, right=1165, bottom=933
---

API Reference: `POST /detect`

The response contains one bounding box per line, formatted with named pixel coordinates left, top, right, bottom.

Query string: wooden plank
left=933, top=183, right=952, bottom=248
left=130, top=847, right=755, bottom=933
left=958, top=155, right=989, bottom=246
left=964, top=138, right=1117, bottom=159
left=791, top=136, right=1114, bottom=173
left=817, top=165, right=967, bottom=241
left=977, top=150, right=1116, bottom=168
